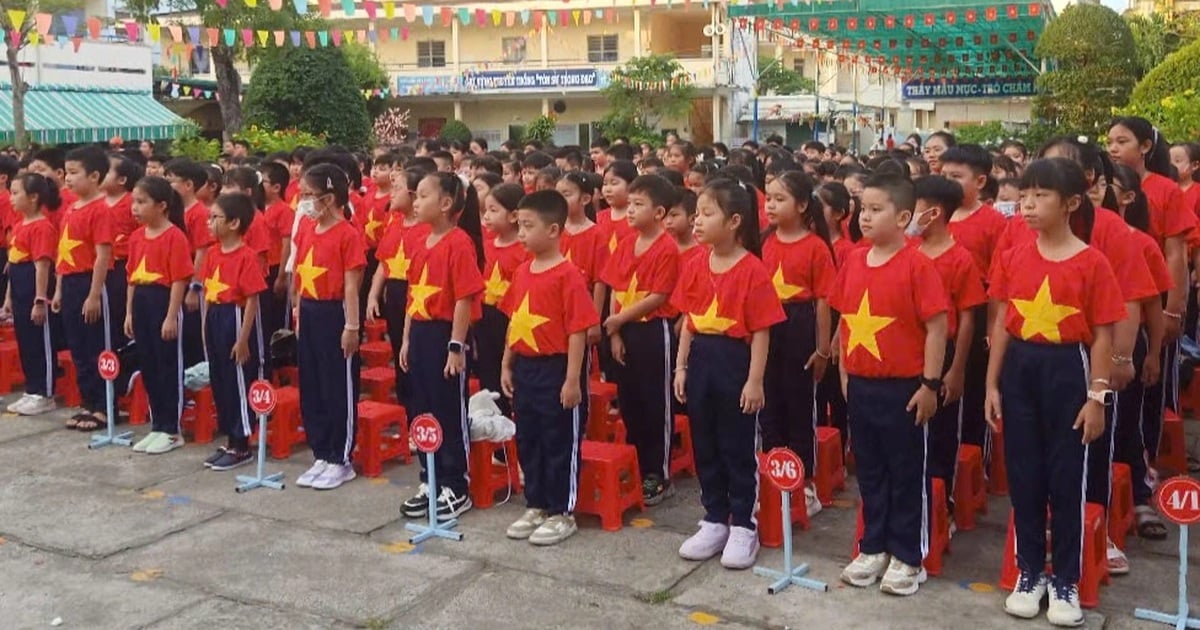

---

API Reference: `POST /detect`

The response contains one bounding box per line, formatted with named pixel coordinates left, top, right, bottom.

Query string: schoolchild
left=477, top=183, right=528, bottom=416
left=102, top=155, right=144, bottom=349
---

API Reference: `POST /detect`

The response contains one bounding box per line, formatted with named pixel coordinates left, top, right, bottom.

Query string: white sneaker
left=529, top=514, right=578, bottom=546
left=805, top=483, right=823, bottom=518
left=1106, top=538, right=1130, bottom=575
left=506, top=508, right=548, bottom=540
left=1046, top=581, right=1084, bottom=627
left=679, top=521, right=730, bottom=561
left=311, top=463, right=356, bottom=490
left=1004, top=571, right=1048, bottom=619
left=132, top=431, right=166, bottom=453
left=18, top=394, right=56, bottom=415
left=145, top=433, right=185, bottom=454
left=720, top=526, right=759, bottom=570
left=6, top=394, right=35, bottom=414
left=296, top=460, right=329, bottom=487
left=841, top=552, right=890, bottom=587
left=879, top=556, right=927, bottom=596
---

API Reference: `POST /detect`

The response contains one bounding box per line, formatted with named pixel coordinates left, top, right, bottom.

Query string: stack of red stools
left=1157, top=409, right=1188, bottom=476
left=999, top=503, right=1109, bottom=608
left=0, top=322, right=12, bottom=341
left=55, top=350, right=82, bottom=408
left=468, top=439, right=522, bottom=508
left=0, top=340, right=24, bottom=394
left=180, top=386, right=217, bottom=443
left=128, top=372, right=150, bottom=425
left=953, top=445, right=988, bottom=531
left=364, top=319, right=387, bottom=343
left=757, top=452, right=810, bottom=548
left=359, top=341, right=393, bottom=369
left=354, top=400, right=410, bottom=476
left=360, top=367, right=396, bottom=403
left=576, top=440, right=644, bottom=531
left=814, top=426, right=846, bottom=506
left=586, top=380, right=625, bottom=443
left=1108, top=463, right=1134, bottom=550
left=669, top=414, right=696, bottom=477
left=266, top=386, right=304, bottom=459
left=852, top=478, right=950, bottom=576
left=272, top=366, right=299, bottom=388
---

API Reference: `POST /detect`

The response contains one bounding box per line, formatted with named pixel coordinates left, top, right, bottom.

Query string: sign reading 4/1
left=765, top=448, right=805, bottom=492
left=248, top=380, right=276, bottom=416
left=97, top=350, right=120, bottom=382
left=410, top=414, right=443, bottom=454
left=1157, top=476, right=1200, bottom=526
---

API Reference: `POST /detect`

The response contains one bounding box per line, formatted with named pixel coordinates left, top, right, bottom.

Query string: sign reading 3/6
left=410, top=414, right=443, bottom=454
left=764, top=448, right=805, bottom=492
left=1157, top=476, right=1200, bottom=526
left=248, top=380, right=276, bottom=415
left=97, top=350, right=120, bottom=381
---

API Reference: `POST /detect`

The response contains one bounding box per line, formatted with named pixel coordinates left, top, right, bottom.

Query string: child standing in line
left=292, top=164, right=366, bottom=491
left=2, top=174, right=60, bottom=416
left=125, top=177, right=193, bottom=455
left=601, top=174, right=681, bottom=505
left=673, top=178, right=785, bottom=569
left=987, top=158, right=1125, bottom=626
left=53, top=147, right=117, bottom=432
left=477, top=183, right=527, bottom=415
left=103, top=155, right=143, bottom=350
left=815, top=182, right=855, bottom=444
left=500, top=189, right=600, bottom=546
left=164, top=159, right=212, bottom=369
left=832, top=173, right=948, bottom=596
left=665, top=187, right=704, bottom=267
left=259, top=162, right=295, bottom=335
left=599, top=160, right=638, bottom=255
left=555, top=171, right=606, bottom=348
left=28, top=148, right=75, bottom=226
left=201, top=193, right=268, bottom=471
left=399, top=172, right=485, bottom=520
left=0, top=156, right=18, bottom=303
left=761, top=171, right=836, bottom=518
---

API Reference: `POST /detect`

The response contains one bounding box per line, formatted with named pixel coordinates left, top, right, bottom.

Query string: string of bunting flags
left=157, top=78, right=393, bottom=100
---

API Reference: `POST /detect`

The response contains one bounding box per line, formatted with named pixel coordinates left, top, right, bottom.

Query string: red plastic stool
left=814, top=426, right=846, bottom=506
left=1157, top=409, right=1188, bottom=477
left=852, top=478, right=949, bottom=576
left=468, top=377, right=481, bottom=396
left=271, top=365, right=299, bottom=388
left=181, top=387, right=217, bottom=444
left=127, top=372, right=149, bottom=425
left=1108, top=463, right=1134, bottom=550
left=359, top=341, right=393, bottom=369
left=55, top=350, right=82, bottom=408
left=468, top=439, right=522, bottom=508
left=998, top=503, right=1109, bottom=608
left=0, top=322, right=12, bottom=341
left=989, top=419, right=1009, bottom=496
left=361, top=367, right=396, bottom=403
left=267, top=386, right=305, bottom=459
left=353, top=400, right=410, bottom=476
left=757, top=452, right=810, bottom=548
left=0, top=340, right=24, bottom=394
left=576, top=440, right=644, bottom=531
left=669, top=414, right=696, bottom=477
left=364, top=319, right=387, bottom=343
left=587, top=380, right=625, bottom=443
left=954, top=444, right=988, bottom=531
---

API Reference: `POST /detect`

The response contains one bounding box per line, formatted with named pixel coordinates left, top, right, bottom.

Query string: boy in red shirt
left=831, top=174, right=948, bottom=596
left=0, top=156, right=17, bottom=305
left=500, top=190, right=599, bottom=546
left=102, top=154, right=143, bottom=349
left=165, top=158, right=214, bottom=368
left=259, top=162, right=295, bottom=335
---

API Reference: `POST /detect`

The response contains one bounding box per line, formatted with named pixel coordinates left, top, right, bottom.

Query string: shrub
left=522, top=115, right=556, bottom=144
left=439, top=119, right=472, bottom=144
left=243, top=46, right=371, bottom=148
left=1130, top=38, right=1200, bottom=108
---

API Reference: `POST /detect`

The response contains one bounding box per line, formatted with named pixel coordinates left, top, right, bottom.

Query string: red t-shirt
left=597, top=208, right=635, bottom=255
left=1132, top=228, right=1172, bottom=293
left=672, top=252, right=786, bottom=342
left=831, top=237, right=855, bottom=268
left=293, top=219, right=367, bottom=301
left=922, top=242, right=986, bottom=338
left=125, top=225, right=193, bottom=288
left=184, top=201, right=214, bottom=252
left=601, top=230, right=680, bottom=321
left=1182, top=184, right=1200, bottom=221
left=406, top=227, right=485, bottom=322
left=947, top=204, right=1007, bottom=275
left=243, top=212, right=271, bottom=264
left=755, top=188, right=769, bottom=231
left=7, top=216, right=57, bottom=265
left=679, top=243, right=708, bottom=271
left=262, top=200, right=295, bottom=268
left=988, top=242, right=1126, bottom=345
left=560, top=223, right=610, bottom=286
left=829, top=246, right=948, bottom=378
left=483, top=238, right=528, bottom=307
left=376, top=219, right=428, bottom=281
left=355, top=192, right=391, bottom=249
left=761, top=231, right=836, bottom=303
left=0, top=190, right=13, bottom=247
left=59, top=186, right=77, bottom=211
left=501, top=259, right=600, bottom=357
left=284, top=179, right=300, bottom=204
left=200, top=243, right=267, bottom=305
left=56, top=197, right=114, bottom=275
left=107, top=193, right=137, bottom=261
left=1143, top=172, right=1195, bottom=245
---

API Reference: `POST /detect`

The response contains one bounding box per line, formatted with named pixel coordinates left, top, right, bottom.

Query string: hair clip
left=326, top=176, right=333, bottom=189
left=255, top=171, right=263, bottom=184
left=1152, top=127, right=1160, bottom=144
left=1077, top=135, right=1089, bottom=144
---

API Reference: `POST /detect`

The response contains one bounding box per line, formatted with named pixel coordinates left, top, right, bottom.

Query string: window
left=417, top=40, right=446, bottom=68
left=791, top=58, right=805, bottom=77
left=502, top=37, right=527, bottom=64
left=587, top=35, right=618, bottom=63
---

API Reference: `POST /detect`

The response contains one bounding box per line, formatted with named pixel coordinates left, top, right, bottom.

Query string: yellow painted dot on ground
left=630, top=518, right=654, bottom=528
left=969, top=582, right=995, bottom=593
left=140, top=490, right=166, bottom=500
left=130, top=568, right=163, bottom=582
left=689, top=612, right=720, bottom=625
left=369, top=477, right=389, bottom=486
left=381, top=541, right=415, bottom=554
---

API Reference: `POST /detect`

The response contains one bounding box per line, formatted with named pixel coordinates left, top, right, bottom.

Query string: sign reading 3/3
left=765, top=448, right=805, bottom=492
left=1157, top=476, right=1200, bottom=526
left=410, top=414, right=443, bottom=454
left=248, top=380, right=277, bottom=415
left=97, top=350, right=120, bottom=381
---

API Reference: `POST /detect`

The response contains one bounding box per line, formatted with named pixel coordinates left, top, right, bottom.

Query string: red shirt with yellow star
left=354, top=193, right=390, bottom=249
left=947, top=204, right=1007, bottom=275
left=405, top=227, right=485, bottom=322
left=761, top=231, right=836, bottom=304
left=829, top=246, right=949, bottom=378
left=200, top=244, right=268, bottom=305
left=107, top=193, right=137, bottom=261
left=500, top=259, right=599, bottom=357
left=671, top=252, right=785, bottom=342
left=831, top=237, right=855, bottom=268
left=597, top=208, right=635, bottom=255
left=988, top=242, right=1126, bottom=346
left=243, top=212, right=271, bottom=266
left=125, top=225, right=193, bottom=288
left=262, top=200, right=295, bottom=268
left=1132, top=228, right=1172, bottom=293
left=293, top=219, right=367, bottom=301
left=923, top=242, right=986, bottom=338
left=601, top=231, right=680, bottom=321
left=679, top=243, right=707, bottom=271
left=1143, top=172, right=1195, bottom=245
left=560, top=223, right=610, bottom=286
left=7, top=216, right=57, bottom=265
left=184, top=201, right=214, bottom=252
left=56, top=197, right=115, bottom=276
left=483, top=238, right=529, bottom=308
left=376, top=220, right=428, bottom=281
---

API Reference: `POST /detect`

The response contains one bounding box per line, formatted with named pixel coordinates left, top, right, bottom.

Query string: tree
left=2, top=0, right=84, bottom=150
left=1125, top=11, right=1200, bottom=77
left=757, top=57, right=814, bottom=96
left=341, top=41, right=388, bottom=117
left=600, top=54, right=695, bottom=138
left=1033, top=4, right=1137, bottom=134
left=1130, top=38, right=1200, bottom=108
left=243, top=45, right=370, bottom=147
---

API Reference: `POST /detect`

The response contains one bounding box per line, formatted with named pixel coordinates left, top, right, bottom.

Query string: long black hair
left=303, top=163, right=353, bottom=221
left=14, top=172, right=62, bottom=214
left=134, top=175, right=186, bottom=233
left=1110, top=116, right=1173, bottom=178
left=1112, top=164, right=1152, bottom=234
left=1038, top=135, right=1118, bottom=211
left=701, top=177, right=762, bottom=257
left=1020, top=158, right=1094, bottom=243
left=817, top=181, right=856, bottom=242
left=768, top=170, right=833, bottom=256
left=425, top=171, right=484, bottom=270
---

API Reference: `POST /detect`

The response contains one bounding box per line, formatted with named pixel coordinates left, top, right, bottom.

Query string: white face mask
left=297, top=198, right=319, bottom=219
left=905, top=209, right=930, bottom=238
left=995, top=201, right=1018, bottom=218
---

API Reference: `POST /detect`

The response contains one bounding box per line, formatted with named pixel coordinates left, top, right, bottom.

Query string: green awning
left=0, top=84, right=192, bottom=145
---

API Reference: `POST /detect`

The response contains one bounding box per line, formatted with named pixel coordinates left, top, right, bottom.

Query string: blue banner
left=902, top=78, right=1036, bottom=100
left=463, top=68, right=609, bottom=92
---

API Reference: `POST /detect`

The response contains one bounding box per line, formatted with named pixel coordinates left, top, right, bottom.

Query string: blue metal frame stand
left=89, top=379, right=132, bottom=449
left=752, top=489, right=828, bottom=594
left=405, top=450, right=463, bottom=543
left=236, top=411, right=285, bottom=493
left=1134, top=526, right=1200, bottom=629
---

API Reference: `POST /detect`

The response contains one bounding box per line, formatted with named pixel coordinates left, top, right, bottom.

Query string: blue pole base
left=235, top=472, right=286, bottom=493
left=89, top=430, right=134, bottom=449
left=1134, top=608, right=1200, bottom=629
left=753, top=563, right=829, bottom=595
left=406, top=519, right=463, bottom=544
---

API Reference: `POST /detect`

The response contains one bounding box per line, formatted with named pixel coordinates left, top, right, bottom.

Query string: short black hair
left=373, top=153, right=397, bottom=167
left=64, top=146, right=110, bottom=180
left=429, top=150, right=453, bottom=163
left=628, top=174, right=678, bottom=210
left=864, top=173, right=916, bottom=213
left=658, top=169, right=684, bottom=187
left=473, top=155, right=502, bottom=176
left=148, top=153, right=170, bottom=165
left=803, top=141, right=827, bottom=154
left=30, top=147, right=66, bottom=172
left=606, top=143, right=636, bottom=162
left=518, top=189, right=568, bottom=228
left=0, top=155, right=18, bottom=185
left=913, top=175, right=963, bottom=220
left=164, top=158, right=208, bottom=189
left=471, top=137, right=489, bottom=150
left=259, top=161, right=290, bottom=194
left=673, top=187, right=697, bottom=216
left=590, top=137, right=610, bottom=149
left=108, top=155, right=144, bottom=192
left=939, top=143, right=993, bottom=176
left=523, top=151, right=554, bottom=170
left=213, top=192, right=255, bottom=235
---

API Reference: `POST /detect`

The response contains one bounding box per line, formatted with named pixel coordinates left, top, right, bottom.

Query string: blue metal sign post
left=89, top=350, right=132, bottom=449
left=1134, top=477, right=1200, bottom=629
left=754, top=448, right=828, bottom=595
left=236, top=380, right=285, bottom=493
left=406, top=414, right=463, bottom=544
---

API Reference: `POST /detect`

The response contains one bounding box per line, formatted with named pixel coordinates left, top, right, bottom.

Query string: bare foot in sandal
left=1136, top=505, right=1168, bottom=540
left=75, top=412, right=107, bottom=432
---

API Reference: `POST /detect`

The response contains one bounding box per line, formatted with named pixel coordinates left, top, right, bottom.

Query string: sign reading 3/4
left=248, top=380, right=277, bottom=415
left=1157, top=476, right=1200, bottom=526
left=410, top=414, right=443, bottom=454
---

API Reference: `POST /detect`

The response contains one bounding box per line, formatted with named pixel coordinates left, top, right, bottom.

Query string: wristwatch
left=919, top=376, right=943, bottom=392
left=189, top=282, right=203, bottom=292
left=447, top=340, right=465, bottom=354
left=1086, top=389, right=1115, bottom=406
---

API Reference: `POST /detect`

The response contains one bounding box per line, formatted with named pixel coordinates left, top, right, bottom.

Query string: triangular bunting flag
left=269, top=0, right=282, bottom=9
left=340, top=0, right=354, bottom=16
left=572, top=10, right=581, bottom=25
left=318, top=30, right=329, bottom=46
left=62, top=14, right=79, bottom=35
left=188, top=26, right=200, bottom=43
left=124, top=21, right=139, bottom=41
left=273, top=30, right=284, bottom=46
left=505, top=11, right=515, bottom=27
left=28, top=32, right=39, bottom=45
left=35, top=13, right=51, bottom=36
left=241, top=28, right=253, bottom=47
left=437, top=6, right=450, bottom=27
left=305, top=30, right=316, bottom=47
left=356, top=28, right=366, bottom=41
left=293, top=0, right=306, bottom=13
left=390, top=26, right=399, bottom=40
left=519, top=10, right=530, bottom=25
left=148, top=23, right=161, bottom=43
left=290, top=30, right=301, bottom=46
left=583, top=10, right=592, bottom=25
left=71, top=35, right=82, bottom=51
left=492, top=10, right=501, bottom=26
left=223, top=28, right=236, bottom=46
left=6, top=10, right=26, bottom=29
left=57, top=34, right=68, bottom=48
left=405, top=3, right=416, bottom=23
left=87, top=16, right=102, bottom=40
left=244, top=0, right=257, bottom=7
left=368, top=29, right=377, bottom=43
left=365, top=0, right=377, bottom=20
left=384, top=1, right=395, bottom=18
left=401, top=26, right=409, bottom=40
left=206, top=27, right=218, bottom=47
left=318, top=0, right=332, bottom=17
left=256, top=30, right=268, bottom=47
left=476, top=8, right=485, bottom=26
left=169, top=25, right=182, bottom=42
left=215, top=0, right=227, bottom=7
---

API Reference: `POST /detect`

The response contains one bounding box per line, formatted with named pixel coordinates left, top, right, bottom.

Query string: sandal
left=65, top=413, right=90, bottom=429
left=74, top=414, right=106, bottom=432
left=1136, top=505, right=1168, bottom=540
left=1106, top=539, right=1130, bottom=575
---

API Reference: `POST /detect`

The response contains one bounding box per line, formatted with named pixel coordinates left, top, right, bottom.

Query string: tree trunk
left=6, top=43, right=27, bottom=151
left=212, top=45, right=243, bottom=142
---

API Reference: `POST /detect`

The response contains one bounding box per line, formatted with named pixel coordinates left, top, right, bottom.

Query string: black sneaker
left=203, top=447, right=229, bottom=468
left=434, top=486, right=473, bottom=520
left=210, top=449, right=253, bottom=471
left=402, top=483, right=430, bottom=518
left=643, top=475, right=673, bottom=506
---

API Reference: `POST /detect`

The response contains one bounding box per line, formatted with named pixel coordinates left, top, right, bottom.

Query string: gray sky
left=1051, top=0, right=1130, bottom=13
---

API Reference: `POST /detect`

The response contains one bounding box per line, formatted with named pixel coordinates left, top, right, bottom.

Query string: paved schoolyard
left=0, top=397, right=1194, bottom=629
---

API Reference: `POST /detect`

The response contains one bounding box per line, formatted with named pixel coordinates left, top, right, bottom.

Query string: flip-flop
left=65, top=413, right=90, bottom=429
left=75, top=413, right=106, bottom=432
left=1136, top=505, right=1168, bottom=541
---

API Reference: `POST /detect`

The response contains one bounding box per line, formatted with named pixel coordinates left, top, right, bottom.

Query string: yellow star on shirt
left=57, top=225, right=83, bottom=267
left=384, top=239, right=411, bottom=279
left=689, top=296, right=737, bottom=334
left=295, top=248, right=329, bottom=299
left=506, top=293, right=550, bottom=352
left=204, top=267, right=231, bottom=303
left=407, top=266, right=443, bottom=319
left=613, top=273, right=648, bottom=313
left=772, top=264, right=805, bottom=301
left=128, top=257, right=163, bottom=285
left=607, top=231, right=619, bottom=254
left=1012, top=276, right=1080, bottom=343
left=843, top=290, right=896, bottom=361
left=483, top=262, right=511, bottom=306
left=8, top=243, right=29, bottom=263
left=364, top=213, right=385, bottom=242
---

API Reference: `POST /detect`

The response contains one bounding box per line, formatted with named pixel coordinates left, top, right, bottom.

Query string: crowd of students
left=0, top=118, right=1195, bottom=627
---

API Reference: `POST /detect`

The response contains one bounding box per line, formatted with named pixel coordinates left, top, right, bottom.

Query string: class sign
left=902, top=78, right=1036, bottom=100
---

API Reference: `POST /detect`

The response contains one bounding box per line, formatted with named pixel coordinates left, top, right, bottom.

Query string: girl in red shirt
left=664, top=141, right=697, bottom=176
left=599, top=160, right=637, bottom=255
left=1, top=174, right=61, bottom=416
left=815, top=181, right=854, bottom=441
left=102, top=155, right=143, bottom=350
left=986, top=158, right=1126, bottom=625
left=1168, top=142, right=1200, bottom=220
left=672, top=177, right=785, bottom=570
left=477, top=183, right=527, bottom=418
left=556, top=171, right=606, bottom=349
left=760, top=171, right=835, bottom=518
